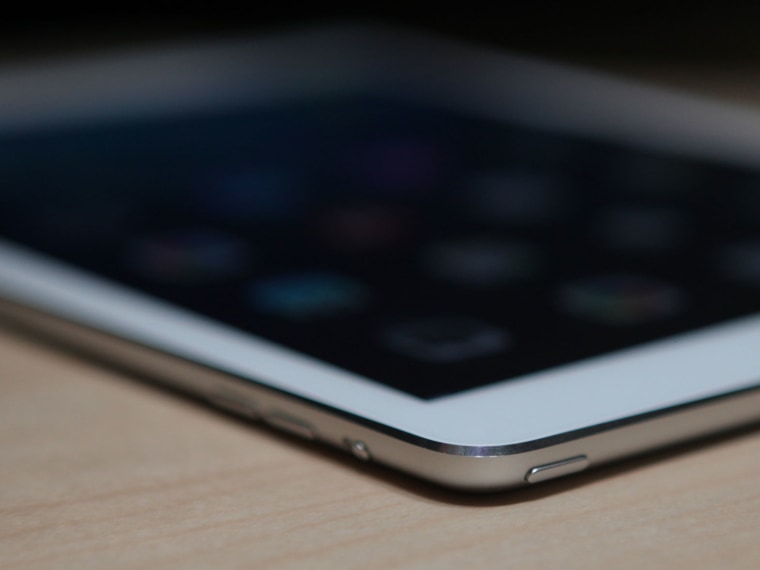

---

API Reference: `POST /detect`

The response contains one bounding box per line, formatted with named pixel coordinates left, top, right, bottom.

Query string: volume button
left=264, top=412, right=316, bottom=440
left=207, top=392, right=258, bottom=420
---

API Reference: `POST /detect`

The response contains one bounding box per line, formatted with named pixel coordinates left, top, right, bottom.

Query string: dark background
left=2, top=6, right=760, bottom=66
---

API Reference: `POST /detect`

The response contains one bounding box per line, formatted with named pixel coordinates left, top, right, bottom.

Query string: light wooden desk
left=2, top=66, right=760, bottom=570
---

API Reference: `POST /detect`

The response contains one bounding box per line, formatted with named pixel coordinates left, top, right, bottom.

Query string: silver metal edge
left=2, top=296, right=760, bottom=491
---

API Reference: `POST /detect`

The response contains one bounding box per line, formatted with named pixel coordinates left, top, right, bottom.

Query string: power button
left=264, top=412, right=316, bottom=440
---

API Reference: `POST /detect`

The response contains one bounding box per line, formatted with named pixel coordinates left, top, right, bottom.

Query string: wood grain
left=1, top=322, right=760, bottom=570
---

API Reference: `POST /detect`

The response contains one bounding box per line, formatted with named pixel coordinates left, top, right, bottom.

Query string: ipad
left=1, top=25, right=759, bottom=491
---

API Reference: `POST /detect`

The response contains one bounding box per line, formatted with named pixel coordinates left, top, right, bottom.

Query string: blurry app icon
left=558, top=274, right=683, bottom=325
left=719, top=242, right=760, bottom=285
left=597, top=206, right=686, bottom=253
left=127, top=230, right=248, bottom=283
left=467, top=170, right=565, bottom=225
left=201, top=168, right=305, bottom=222
left=426, top=238, right=539, bottom=287
left=28, top=200, right=133, bottom=250
left=316, top=204, right=409, bottom=252
left=351, top=138, right=446, bottom=196
left=614, top=153, right=692, bottom=196
left=249, top=272, right=368, bottom=319
left=382, top=318, right=509, bottom=362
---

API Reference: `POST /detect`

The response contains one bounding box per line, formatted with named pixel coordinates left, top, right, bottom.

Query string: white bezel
left=1, top=25, right=760, bottom=452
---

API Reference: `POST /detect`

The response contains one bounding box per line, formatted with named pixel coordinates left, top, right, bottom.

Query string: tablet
left=1, top=25, right=759, bottom=491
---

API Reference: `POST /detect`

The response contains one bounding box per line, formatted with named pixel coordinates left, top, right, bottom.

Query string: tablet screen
left=3, top=94, right=760, bottom=398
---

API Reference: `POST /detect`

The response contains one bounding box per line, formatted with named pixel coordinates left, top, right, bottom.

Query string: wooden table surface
left=3, top=64, right=760, bottom=569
